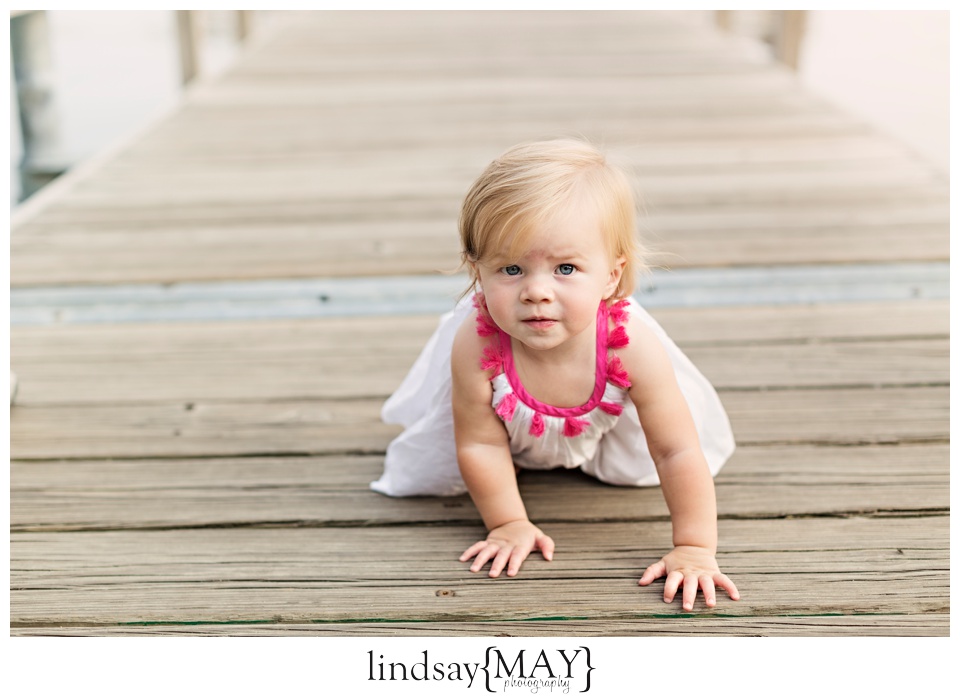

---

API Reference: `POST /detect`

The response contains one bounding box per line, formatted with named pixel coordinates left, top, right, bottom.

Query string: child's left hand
left=638, top=545, right=740, bottom=611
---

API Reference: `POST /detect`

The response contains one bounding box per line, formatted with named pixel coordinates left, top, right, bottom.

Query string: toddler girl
left=372, top=139, right=739, bottom=610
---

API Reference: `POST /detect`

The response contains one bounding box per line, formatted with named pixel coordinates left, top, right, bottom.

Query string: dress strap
left=498, top=303, right=608, bottom=422
left=475, top=293, right=632, bottom=438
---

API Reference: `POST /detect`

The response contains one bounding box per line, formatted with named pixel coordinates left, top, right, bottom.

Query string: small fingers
left=638, top=560, right=666, bottom=586
left=681, top=574, right=698, bottom=611
left=461, top=529, right=557, bottom=579
left=505, top=545, right=533, bottom=577
left=714, top=572, right=741, bottom=601
left=537, top=534, right=555, bottom=562
left=459, top=540, right=489, bottom=562
left=468, top=543, right=500, bottom=573
left=700, top=575, right=717, bottom=607
left=662, top=570, right=684, bottom=603
left=488, top=546, right=514, bottom=578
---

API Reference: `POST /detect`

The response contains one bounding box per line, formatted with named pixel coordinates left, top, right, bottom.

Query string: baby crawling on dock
left=373, top=139, right=739, bottom=611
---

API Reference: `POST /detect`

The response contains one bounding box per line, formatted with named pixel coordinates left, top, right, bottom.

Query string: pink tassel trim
left=529, top=411, right=545, bottom=438
left=609, top=299, right=630, bottom=325
left=472, top=294, right=498, bottom=336
left=608, top=325, right=629, bottom=349
left=495, top=392, right=518, bottom=422
left=598, top=401, right=624, bottom=416
left=606, top=354, right=631, bottom=389
left=475, top=313, right=497, bottom=337
left=563, top=415, right=590, bottom=437
left=480, top=344, right=503, bottom=374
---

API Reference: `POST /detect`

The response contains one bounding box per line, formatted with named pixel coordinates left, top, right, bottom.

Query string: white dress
left=370, top=293, right=735, bottom=497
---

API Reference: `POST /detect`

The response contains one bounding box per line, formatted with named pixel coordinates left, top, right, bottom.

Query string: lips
left=522, top=317, right=557, bottom=329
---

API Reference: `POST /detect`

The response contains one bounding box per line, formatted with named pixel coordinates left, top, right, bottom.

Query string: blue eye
left=502, top=265, right=522, bottom=276
left=557, top=264, right=576, bottom=276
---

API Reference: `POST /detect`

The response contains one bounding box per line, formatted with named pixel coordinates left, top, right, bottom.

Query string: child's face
left=475, top=204, right=624, bottom=354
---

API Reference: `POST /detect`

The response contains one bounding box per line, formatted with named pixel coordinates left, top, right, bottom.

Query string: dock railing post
left=176, top=10, right=202, bottom=84
left=715, top=9, right=806, bottom=70
left=236, top=10, right=252, bottom=41
left=714, top=10, right=731, bottom=31
left=773, top=10, right=806, bottom=70
left=9, top=9, right=65, bottom=198
left=178, top=10, right=256, bottom=84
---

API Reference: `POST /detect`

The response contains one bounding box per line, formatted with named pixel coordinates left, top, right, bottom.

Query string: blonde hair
left=459, top=139, right=645, bottom=299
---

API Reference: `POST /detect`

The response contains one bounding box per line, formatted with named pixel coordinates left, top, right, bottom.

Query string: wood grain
left=9, top=444, right=948, bottom=532
left=12, top=615, right=949, bottom=637
left=9, top=301, right=948, bottom=407
left=10, top=518, right=949, bottom=627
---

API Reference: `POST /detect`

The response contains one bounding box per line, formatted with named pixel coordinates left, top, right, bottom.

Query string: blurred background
left=9, top=10, right=281, bottom=204
left=9, top=9, right=949, bottom=209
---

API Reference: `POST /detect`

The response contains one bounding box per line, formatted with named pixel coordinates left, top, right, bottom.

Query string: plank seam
left=10, top=508, right=949, bottom=534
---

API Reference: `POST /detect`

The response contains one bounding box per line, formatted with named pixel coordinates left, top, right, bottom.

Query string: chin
left=517, top=334, right=567, bottom=351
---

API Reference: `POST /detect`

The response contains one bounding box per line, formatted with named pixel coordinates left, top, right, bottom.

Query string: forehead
left=496, top=200, right=606, bottom=261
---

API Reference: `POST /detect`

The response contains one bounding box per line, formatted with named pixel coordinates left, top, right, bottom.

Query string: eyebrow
left=483, top=247, right=589, bottom=266
left=548, top=249, right=588, bottom=259
left=536, top=248, right=590, bottom=263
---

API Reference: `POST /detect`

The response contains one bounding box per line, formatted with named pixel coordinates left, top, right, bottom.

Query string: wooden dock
left=9, top=11, right=948, bottom=637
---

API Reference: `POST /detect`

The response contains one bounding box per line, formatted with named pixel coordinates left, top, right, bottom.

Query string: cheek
left=481, top=286, right=511, bottom=320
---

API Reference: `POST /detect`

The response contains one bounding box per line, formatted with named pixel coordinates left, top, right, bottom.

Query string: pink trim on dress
left=499, top=303, right=610, bottom=419
left=495, top=391, right=518, bottom=421
left=606, top=354, right=631, bottom=389
left=473, top=294, right=632, bottom=437
left=472, top=294, right=499, bottom=337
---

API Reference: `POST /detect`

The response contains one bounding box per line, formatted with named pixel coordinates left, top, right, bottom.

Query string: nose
left=520, top=273, right=554, bottom=304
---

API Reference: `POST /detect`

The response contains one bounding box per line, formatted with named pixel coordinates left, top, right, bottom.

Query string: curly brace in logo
left=484, top=646, right=594, bottom=694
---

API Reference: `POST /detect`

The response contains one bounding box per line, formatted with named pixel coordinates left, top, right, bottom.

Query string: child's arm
left=451, top=313, right=555, bottom=578
left=618, top=317, right=740, bottom=610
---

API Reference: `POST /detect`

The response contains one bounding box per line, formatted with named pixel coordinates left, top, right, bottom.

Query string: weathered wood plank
left=11, top=300, right=949, bottom=357
left=113, top=128, right=904, bottom=160
left=654, top=300, right=949, bottom=344
left=651, top=223, right=948, bottom=267
left=8, top=336, right=948, bottom=405
left=9, top=398, right=395, bottom=460
left=13, top=615, right=949, bottom=637
left=692, top=339, right=947, bottom=389
left=10, top=223, right=949, bottom=285
left=9, top=386, right=948, bottom=460
left=40, top=168, right=946, bottom=212
left=722, top=387, right=948, bottom=446
left=9, top=300, right=949, bottom=406
left=10, top=518, right=948, bottom=626
left=75, top=92, right=865, bottom=136
left=35, top=154, right=942, bottom=200
left=162, top=77, right=825, bottom=112
left=10, top=444, right=948, bottom=532
left=21, top=195, right=947, bottom=229
left=11, top=231, right=949, bottom=286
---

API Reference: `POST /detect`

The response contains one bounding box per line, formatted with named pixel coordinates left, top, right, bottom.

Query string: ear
left=604, top=256, right=626, bottom=299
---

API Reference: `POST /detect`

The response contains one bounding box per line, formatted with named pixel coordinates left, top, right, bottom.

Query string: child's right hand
left=459, top=519, right=555, bottom=578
